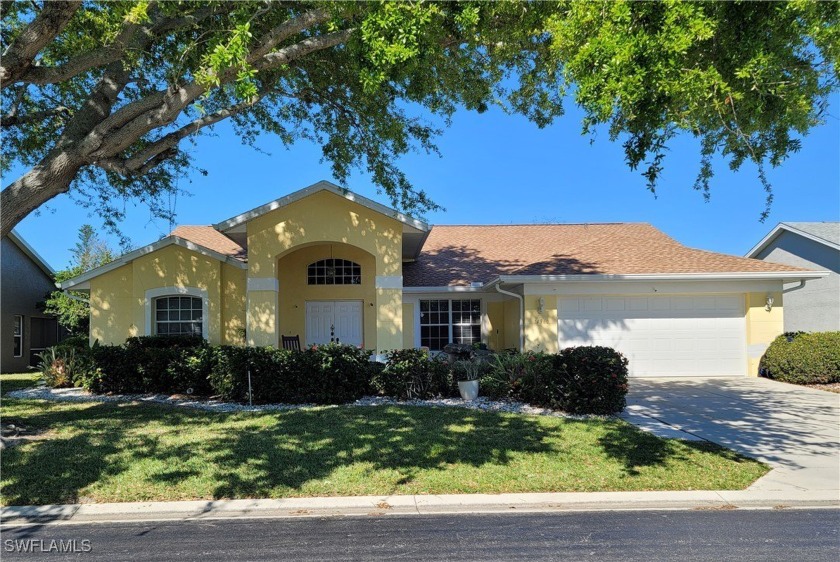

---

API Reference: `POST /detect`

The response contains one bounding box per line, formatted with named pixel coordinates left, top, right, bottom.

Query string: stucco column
left=745, top=291, right=784, bottom=376
left=247, top=277, right=279, bottom=347
left=524, top=294, right=558, bottom=353
left=375, top=276, right=403, bottom=353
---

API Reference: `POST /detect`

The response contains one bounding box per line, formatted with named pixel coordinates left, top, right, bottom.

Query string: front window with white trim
left=154, top=296, right=203, bottom=336
left=419, top=299, right=481, bottom=351
left=13, top=315, right=23, bottom=357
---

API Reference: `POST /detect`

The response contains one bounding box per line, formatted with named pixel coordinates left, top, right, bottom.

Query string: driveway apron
left=623, top=378, right=840, bottom=493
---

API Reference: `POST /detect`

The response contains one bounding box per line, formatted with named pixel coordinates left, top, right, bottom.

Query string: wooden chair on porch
left=281, top=335, right=301, bottom=351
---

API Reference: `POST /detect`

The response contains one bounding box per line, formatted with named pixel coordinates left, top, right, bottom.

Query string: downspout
left=782, top=280, right=806, bottom=294
left=494, top=282, right=524, bottom=352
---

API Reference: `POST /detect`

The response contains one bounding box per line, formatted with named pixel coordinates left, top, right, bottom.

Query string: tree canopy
left=43, top=224, right=114, bottom=334
left=2, top=0, right=837, bottom=237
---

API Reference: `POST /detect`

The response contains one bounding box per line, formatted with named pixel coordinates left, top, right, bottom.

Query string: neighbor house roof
left=6, top=229, right=54, bottom=277
left=403, top=223, right=814, bottom=287
left=746, top=222, right=840, bottom=258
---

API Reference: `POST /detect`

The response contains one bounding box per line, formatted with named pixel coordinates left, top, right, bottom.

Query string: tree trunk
left=1, top=152, right=82, bottom=238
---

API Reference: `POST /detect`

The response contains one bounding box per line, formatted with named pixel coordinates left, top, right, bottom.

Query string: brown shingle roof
left=170, top=226, right=246, bottom=261
left=403, top=223, right=810, bottom=287
left=170, top=223, right=809, bottom=284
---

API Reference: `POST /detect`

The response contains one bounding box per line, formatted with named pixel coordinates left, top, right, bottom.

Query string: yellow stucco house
left=62, top=181, right=825, bottom=378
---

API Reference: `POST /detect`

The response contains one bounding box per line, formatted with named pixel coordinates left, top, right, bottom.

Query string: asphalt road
left=2, top=509, right=838, bottom=561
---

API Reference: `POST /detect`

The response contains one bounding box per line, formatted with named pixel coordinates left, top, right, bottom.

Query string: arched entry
left=276, top=242, right=376, bottom=348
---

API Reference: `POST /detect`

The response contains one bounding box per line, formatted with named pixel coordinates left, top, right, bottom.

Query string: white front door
left=557, top=294, right=747, bottom=377
left=305, top=300, right=363, bottom=348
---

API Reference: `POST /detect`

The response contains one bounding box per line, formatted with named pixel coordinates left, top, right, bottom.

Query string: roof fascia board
left=60, top=236, right=246, bottom=289
left=498, top=272, right=829, bottom=283
left=746, top=223, right=840, bottom=257
left=8, top=230, right=55, bottom=276
left=213, top=180, right=430, bottom=233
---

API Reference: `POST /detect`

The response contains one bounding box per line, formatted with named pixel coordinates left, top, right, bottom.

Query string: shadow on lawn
left=596, top=420, right=755, bottom=476
left=198, top=406, right=555, bottom=499
left=1, top=402, right=557, bottom=505
left=1, top=400, right=760, bottom=507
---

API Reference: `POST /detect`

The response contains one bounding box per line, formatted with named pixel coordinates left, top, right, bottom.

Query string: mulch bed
left=804, top=382, right=840, bottom=394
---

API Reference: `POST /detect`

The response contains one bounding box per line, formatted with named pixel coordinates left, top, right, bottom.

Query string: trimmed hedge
left=208, top=344, right=372, bottom=404
left=760, top=332, right=840, bottom=385
left=40, top=337, right=629, bottom=414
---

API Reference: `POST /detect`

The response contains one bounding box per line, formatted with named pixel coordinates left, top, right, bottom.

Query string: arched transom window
left=307, top=258, right=361, bottom=285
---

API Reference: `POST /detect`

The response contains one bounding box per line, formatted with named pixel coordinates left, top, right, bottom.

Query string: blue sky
left=10, top=95, right=840, bottom=271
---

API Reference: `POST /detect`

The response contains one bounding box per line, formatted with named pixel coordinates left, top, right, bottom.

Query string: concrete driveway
left=624, top=377, right=840, bottom=494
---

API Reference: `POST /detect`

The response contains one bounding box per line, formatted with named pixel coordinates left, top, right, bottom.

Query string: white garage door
left=557, top=295, right=746, bottom=377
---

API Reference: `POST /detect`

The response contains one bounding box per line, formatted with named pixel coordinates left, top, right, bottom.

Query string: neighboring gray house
left=747, top=222, right=840, bottom=333
left=1, top=231, right=61, bottom=372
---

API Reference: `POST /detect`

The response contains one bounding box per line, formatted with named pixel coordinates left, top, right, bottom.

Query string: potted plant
left=453, top=360, right=482, bottom=401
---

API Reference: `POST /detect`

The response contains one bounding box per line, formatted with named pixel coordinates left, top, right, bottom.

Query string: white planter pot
left=458, top=380, right=479, bottom=401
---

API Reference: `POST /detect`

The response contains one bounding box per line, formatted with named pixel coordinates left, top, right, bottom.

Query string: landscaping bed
left=0, top=393, right=769, bottom=506
left=38, top=337, right=631, bottom=415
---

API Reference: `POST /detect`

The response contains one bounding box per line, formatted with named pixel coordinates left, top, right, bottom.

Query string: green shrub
left=208, top=344, right=373, bottom=404
left=760, top=332, right=840, bottom=385
left=373, top=349, right=454, bottom=399
left=124, top=335, right=205, bottom=350
left=207, top=346, right=252, bottom=401
left=480, top=351, right=547, bottom=402
left=56, top=334, right=90, bottom=351
left=473, top=347, right=629, bottom=414
left=88, top=339, right=213, bottom=395
left=63, top=335, right=628, bottom=413
left=88, top=343, right=145, bottom=393
left=37, top=346, right=94, bottom=388
left=552, top=346, right=629, bottom=415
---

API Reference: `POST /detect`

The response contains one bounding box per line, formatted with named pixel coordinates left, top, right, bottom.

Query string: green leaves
left=197, top=22, right=258, bottom=99
left=546, top=0, right=837, bottom=217
left=1, top=0, right=836, bottom=234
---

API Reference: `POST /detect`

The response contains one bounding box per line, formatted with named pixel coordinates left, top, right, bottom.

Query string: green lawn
left=0, top=386, right=769, bottom=505
left=1, top=372, right=41, bottom=395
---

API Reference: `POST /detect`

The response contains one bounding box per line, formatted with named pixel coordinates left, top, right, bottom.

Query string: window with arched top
left=307, top=258, right=361, bottom=285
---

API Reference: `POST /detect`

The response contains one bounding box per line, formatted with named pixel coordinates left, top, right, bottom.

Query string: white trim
left=374, top=275, right=403, bottom=289
left=60, top=236, right=247, bottom=290
left=214, top=180, right=430, bottom=233
left=416, top=296, right=483, bottom=351
left=144, top=287, right=209, bottom=338
left=520, top=279, right=785, bottom=296
left=12, top=315, right=23, bottom=358
left=496, top=272, right=828, bottom=283
left=403, top=286, right=486, bottom=293
left=746, top=222, right=840, bottom=257
left=247, top=277, right=279, bottom=292
left=7, top=230, right=54, bottom=276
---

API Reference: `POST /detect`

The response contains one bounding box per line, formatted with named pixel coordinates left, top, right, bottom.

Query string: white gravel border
left=5, top=385, right=597, bottom=419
